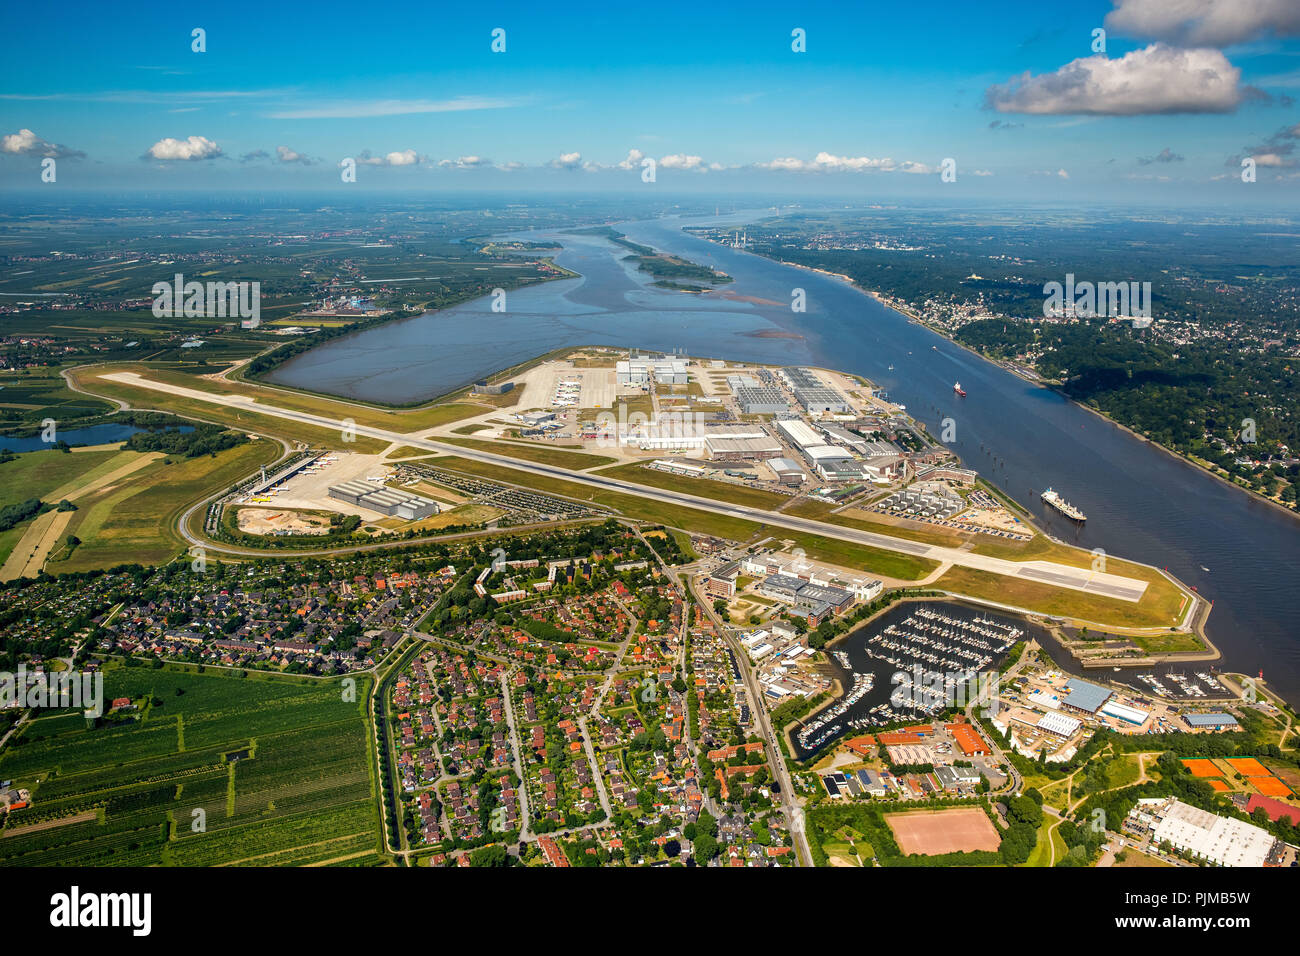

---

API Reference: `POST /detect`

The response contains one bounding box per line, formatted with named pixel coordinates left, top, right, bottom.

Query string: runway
left=100, top=371, right=1151, bottom=602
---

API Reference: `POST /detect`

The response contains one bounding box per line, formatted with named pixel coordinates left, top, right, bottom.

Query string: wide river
left=268, top=212, right=1300, bottom=707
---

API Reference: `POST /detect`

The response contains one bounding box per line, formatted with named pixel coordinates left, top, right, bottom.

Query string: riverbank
left=751, top=246, right=1300, bottom=527
left=248, top=259, right=580, bottom=403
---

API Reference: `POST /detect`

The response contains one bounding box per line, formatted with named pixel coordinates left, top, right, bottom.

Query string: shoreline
left=753, top=246, right=1300, bottom=527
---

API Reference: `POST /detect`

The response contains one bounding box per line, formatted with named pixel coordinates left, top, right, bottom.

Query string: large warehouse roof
left=1101, top=700, right=1150, bottom=725
left=804, top=444, right=852, bottom=461
left=1151, top=799, right=1275, bottom=867
left=1036, top=711, right=1082, bottom=737
left=773, top=418, right=823, bottom=449
left=1063, top=678, right=1113, bottom=713
left=1185, top=712, right=1240, bottom=728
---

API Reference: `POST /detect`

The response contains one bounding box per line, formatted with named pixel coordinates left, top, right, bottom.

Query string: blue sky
left=2, top=0, right=1299, bottom=200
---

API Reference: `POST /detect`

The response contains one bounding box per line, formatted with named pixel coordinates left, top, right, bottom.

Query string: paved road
left=102, top=371, right=1151, bottom=602
left=688, top=570, right=812, bottom=867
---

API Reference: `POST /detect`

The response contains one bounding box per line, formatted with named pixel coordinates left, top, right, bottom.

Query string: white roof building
left=1036, top=711, right=1082, bottom=737
left=1148, top=799, right=1275, bottom=867
left=773, top=418, right=824, bottom=450
left=1101, top=700, right=1150, bottom=726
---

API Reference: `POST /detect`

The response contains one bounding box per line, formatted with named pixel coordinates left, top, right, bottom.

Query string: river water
left=267, top=212, right=1300, bottom=707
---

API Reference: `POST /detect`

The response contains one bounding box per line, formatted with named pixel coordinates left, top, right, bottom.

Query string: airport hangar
left=328, top=480, right=439, bottom=520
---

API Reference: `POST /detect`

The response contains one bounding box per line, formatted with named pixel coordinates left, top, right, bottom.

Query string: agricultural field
left=46, top=439, right=278, bottom=573
left=0, top=664, right=381, bottom=867
left=0, top=445, right=144, bottom=572
left=0, top=365, right=117, bottom=434
left=0, top=445, right=125, bottom=509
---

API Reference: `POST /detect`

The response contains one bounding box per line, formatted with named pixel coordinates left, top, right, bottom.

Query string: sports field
left=884, top=806, right=1000, bottom=855
left=1225, top=757, right=1270, bottom=777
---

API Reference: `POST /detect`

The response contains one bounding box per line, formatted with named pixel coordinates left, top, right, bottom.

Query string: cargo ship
left=1041, top=487, right=1086, bottom=521
left=953, top=381, right=966, bottom=397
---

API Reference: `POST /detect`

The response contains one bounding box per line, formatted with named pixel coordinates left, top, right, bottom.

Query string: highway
left=101, top=371, right=1151, bottom=603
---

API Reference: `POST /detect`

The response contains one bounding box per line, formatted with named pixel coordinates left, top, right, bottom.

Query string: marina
left=790, top=601, right=1024, bottom=760
left=267, top=212, right=1300, bottom=710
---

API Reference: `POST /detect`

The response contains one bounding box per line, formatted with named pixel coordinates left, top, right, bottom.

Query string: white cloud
left=757, top=156, right=808, bottom=171
left=985, top=44, right=1246, bottom=115
left=658, top=153, right=705, bottom=170
left=755, top=152, right=932, bottom=173
left=275, top=145, right=312, bottom=165
left=2, top=128, right=42, bottom=154
left=2, top=128, right=83, bottom=158
left=437, top=155, right=492, bottom=168
left=615, top=148, right=645, bottom=170
left=145, top=135, right=222, bottom=161
left=1105, top=0, right=1300, bottom=48
left=1251, top=152, right=1294, bottom=167
left=972, top=169, right=994, bottom=176
left=548, top=151, right=584, bottom=170
left=350, top=149, right=424, bottom=167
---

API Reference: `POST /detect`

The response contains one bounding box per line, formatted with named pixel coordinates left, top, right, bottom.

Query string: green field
left=427, top=456, right=936, bottom=580
left=441, top=436, right=616, bottom=470
left=595, top=461, right=792, bottom=509
left=0, top=366, right=117, bottom=434
left=0, top=446, right=124, bottom=509
left=68, top=365, right=391, bottom=454
left=0, top=664, right=380, bottom=867
left=47, top=440, right=278, bottom=572
left=933, top=564, right=1185, bottom=630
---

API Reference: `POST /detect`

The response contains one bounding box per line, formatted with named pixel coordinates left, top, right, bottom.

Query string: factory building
left=703, top=426, right=783, bottom=461
left=617, top=350, right=689, bottom=385
left=1036, top=711, right=1082, bottom=738
left=1131, top=798, right=1277, bottom=868
left=1101, top=699, right=1150, bottom=727
left=766, top=457, right=806, bottom=485
left=1183, top=712, right=1241, bottom=731
left=732, top=385, right=791, bottom=415
left=772, top=417, right=866, bottom=481
left=773, top=417, right=824, bottom=450
left=473, top=380, right=514, bottom=395
left=861, top=455, right=903, bottom=482
left=1061, top=678, right=1114, bottom=716
left=780, top=367, right=851, bottom=414
left=817, top=423, right=870, bottom=454
left=328, top=480, right=439, bottom=520
left=813, top=456, right=866, bottom=482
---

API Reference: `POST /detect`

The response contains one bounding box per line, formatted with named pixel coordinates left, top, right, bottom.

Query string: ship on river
left=1041, top=487, right=1086, bottom=521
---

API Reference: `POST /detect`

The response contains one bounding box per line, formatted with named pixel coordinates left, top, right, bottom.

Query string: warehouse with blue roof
left=1061, top=678, right=1113, bottom=715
